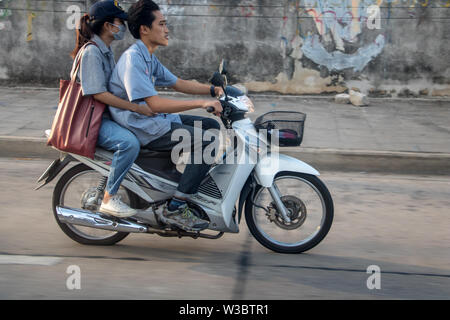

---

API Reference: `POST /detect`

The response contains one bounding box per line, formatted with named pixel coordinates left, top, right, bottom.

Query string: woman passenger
left=70, top=0, right=153, bottom=218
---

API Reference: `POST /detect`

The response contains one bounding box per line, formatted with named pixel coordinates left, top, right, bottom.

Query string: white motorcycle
left=36, top=61, right=333, bottom=254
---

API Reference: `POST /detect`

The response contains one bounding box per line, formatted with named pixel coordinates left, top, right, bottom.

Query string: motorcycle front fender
left=254, top=153, right=320, bottom=187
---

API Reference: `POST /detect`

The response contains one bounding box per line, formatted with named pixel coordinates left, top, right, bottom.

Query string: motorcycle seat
left=44, top=129, right=182, bottom=182
left=45, top=129, right=171, bottom=160
left=138, top=148, right=172, bottom=158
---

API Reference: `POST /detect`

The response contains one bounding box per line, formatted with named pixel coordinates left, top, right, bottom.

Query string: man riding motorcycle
left=109, top=0, right=224, bottom=232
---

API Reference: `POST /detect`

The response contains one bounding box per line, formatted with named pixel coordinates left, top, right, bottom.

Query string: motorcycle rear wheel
left=52, top=163, right=137, bottom=245
left=245, top=172, right=334, bottom=254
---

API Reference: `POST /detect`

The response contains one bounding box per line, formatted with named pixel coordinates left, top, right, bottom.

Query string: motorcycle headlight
left=239, top=95, right=255, bottom=113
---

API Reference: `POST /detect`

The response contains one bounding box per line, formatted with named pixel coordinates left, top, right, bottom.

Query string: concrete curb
left=1, top=135, right=449, bottom=175
left=0, top=136, right=59, bottom=159
left=3, top=86, right=450, bottom=102
left=282, top=148, right=450, bottom=175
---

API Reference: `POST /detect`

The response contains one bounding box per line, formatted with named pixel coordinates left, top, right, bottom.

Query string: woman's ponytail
left=70, top=14, right=93, bottom=59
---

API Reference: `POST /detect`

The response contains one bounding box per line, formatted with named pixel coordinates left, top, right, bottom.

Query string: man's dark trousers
left=144, top=114, right=221, bottom=195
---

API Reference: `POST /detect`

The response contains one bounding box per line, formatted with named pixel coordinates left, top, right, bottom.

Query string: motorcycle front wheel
left=52, top=163, right=137, bottom=245
left=245, top=172, right=334, bottom=254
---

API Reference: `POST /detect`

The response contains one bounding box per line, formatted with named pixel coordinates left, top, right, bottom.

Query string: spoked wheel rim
left=252, top=175, right=327, bottom=248
left=58, top=169, right=131, bottom=241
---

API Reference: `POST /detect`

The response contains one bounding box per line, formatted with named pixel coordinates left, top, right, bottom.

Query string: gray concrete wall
left=0, top=0, right=449, bottom=97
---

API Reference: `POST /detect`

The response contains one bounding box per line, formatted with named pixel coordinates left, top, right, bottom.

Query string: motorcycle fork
left=268, top=183, right=291, bottom=224
left=248, top=175, right=291, bottom=223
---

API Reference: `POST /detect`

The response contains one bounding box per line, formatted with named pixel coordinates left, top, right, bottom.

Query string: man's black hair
left=128, top=0, right=160, bottom=39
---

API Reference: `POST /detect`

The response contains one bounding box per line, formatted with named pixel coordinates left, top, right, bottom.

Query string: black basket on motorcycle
left=254, top=111, right=306, bottom=147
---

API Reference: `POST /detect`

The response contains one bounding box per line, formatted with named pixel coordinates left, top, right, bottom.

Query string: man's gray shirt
left=109, top=40, right=181, bottom=146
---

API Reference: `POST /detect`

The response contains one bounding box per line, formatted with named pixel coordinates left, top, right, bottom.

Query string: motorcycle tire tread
left=245, top=172, right=334, bottom=254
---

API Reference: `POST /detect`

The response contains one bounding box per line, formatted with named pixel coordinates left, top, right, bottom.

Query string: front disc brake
left=268, top=195, right=307, bottom=230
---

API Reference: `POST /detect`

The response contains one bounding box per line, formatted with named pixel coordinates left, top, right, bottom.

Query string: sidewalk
left=1, top=86, right=449, bottom=174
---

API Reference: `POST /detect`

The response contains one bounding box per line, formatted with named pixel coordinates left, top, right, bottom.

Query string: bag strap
left=70, top=41, right=99, bottom=83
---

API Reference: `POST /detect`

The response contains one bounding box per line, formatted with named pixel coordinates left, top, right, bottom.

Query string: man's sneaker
left=160, top=204, right=209, bottom=232
left=99, top=195, right=137, bottom=218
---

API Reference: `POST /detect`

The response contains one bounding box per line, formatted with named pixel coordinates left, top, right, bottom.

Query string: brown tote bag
left=47, top=42, right=105, bottom=159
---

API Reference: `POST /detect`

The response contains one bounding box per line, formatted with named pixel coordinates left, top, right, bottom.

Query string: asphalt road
left=0, top=158, right=449, bottom=299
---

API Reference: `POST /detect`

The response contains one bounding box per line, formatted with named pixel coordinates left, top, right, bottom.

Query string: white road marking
left=0, top=254, right=63, bottom=266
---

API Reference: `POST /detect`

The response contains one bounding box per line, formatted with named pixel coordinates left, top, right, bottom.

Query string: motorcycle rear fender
left=254, top=153, right=320, bottom=187
left=35, top=154, right=73, bottom=190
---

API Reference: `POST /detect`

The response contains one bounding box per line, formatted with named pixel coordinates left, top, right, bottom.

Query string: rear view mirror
left=210, top=72, right=224, bottom=87
left=219, top=60, right=228, bottom=75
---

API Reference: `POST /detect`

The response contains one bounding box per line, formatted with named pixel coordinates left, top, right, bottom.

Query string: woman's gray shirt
left=71, top=34, right=115, bottom=97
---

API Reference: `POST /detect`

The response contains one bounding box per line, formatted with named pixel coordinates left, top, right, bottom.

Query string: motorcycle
left=36, top=61, right=334, bottom=254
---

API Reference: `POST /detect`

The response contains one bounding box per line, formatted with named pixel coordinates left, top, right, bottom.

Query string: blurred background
left=0, top=0, right=449, bottom=97
left=0, top=0, right=449, bottom=300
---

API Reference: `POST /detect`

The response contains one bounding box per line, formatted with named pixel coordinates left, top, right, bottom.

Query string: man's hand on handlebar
left=202, top=100, right=223, bottom=117
left=214, top=86, right=225, bottom=98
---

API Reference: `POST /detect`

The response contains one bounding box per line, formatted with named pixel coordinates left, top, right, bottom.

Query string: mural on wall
left=298, top=0, right=450, bottom=73
left=245, top=0, right=450, bottom=94
left=0, top=0, right=12, bottom=80
left=246, top=0, right=389, bottom=94
left=301, top=0, right=385, bottom=72
left=0, top=0, right=12, bottom=31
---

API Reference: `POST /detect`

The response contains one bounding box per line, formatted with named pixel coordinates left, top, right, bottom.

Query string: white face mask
left=109, top=22, right=126, bottom=40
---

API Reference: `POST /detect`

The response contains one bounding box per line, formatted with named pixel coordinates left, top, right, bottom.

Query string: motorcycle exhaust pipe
left=56, top=206, right=148, bottom=233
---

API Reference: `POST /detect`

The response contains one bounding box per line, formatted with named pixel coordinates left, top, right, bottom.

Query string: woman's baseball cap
left=89, top=0, right=128, bottom=21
